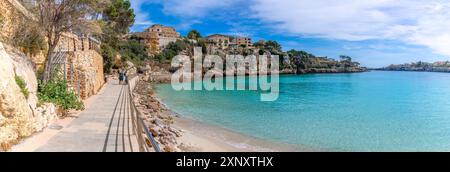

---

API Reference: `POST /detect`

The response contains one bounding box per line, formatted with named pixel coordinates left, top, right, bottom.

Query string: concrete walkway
left=34, top=80, right=139, bottom=152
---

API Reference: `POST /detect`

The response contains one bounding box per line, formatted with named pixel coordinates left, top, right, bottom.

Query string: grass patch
left=15, top=76, right=30, bottom=99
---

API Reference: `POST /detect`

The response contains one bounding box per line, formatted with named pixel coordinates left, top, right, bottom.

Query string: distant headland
left=376, top=61, right=450, bottom=73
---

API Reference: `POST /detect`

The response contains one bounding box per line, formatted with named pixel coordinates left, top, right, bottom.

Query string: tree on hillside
left=340, top=55, right=352, bottom=62
left=187, top=30, right=202, bottom=40
left=100, top=0, right=136, bottom=73
left=117, top=35, right=149, bottom=66
left=253, top=41, right=265, bottom=48
left=265, top=40, right=283, bottom=53
left=340, top=55, right=353, bottom=68
left=102, top=0, right=135, bottom=35
left=38, top=0, right=99, bottom=82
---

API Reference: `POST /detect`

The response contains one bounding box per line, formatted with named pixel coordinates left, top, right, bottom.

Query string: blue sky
left=130, top=0, right=450, bottom=68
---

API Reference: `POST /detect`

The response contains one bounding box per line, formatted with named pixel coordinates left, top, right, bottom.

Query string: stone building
left=135, top=24, right=181, bottom=54
left=206, top=34, right=253, bottom=50
left=232, top=37, right=252, bottom=47
left=206, top=34, right=231, bottom=50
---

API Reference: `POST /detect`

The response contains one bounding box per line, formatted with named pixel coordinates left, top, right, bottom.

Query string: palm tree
left=187, top=30, right=202, bottom=40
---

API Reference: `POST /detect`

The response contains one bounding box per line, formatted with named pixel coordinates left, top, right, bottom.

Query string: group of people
left=118, top=70, right=128, bottom=85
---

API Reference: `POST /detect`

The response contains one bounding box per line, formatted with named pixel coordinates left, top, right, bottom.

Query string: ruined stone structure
left=135, top=24, right=181, bottom=55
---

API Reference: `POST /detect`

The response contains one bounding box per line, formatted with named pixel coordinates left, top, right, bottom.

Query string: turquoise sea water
left=155, top=71, right=450, bottom=151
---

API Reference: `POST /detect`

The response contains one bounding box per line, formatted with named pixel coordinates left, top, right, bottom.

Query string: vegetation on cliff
left=18, top=0, right=143, bottom=75
left=15, top=76, right=29, bottom=99
left=154, top=39, right=191, bottom=63
left=287, top=50, right=366, bottom=73
left=11, top=22, right=46, bottom=56
left=100, top=0, right=151, bottom=73
left=34, top=0, right=103, bottom=81
left=152, top=30, right=366, bottom=74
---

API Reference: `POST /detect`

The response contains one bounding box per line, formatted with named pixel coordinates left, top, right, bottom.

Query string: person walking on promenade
left=119, top=70, right=124, bottom=85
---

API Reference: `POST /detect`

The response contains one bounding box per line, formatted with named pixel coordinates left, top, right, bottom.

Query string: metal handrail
left=127, top=75, right=161, bottom=152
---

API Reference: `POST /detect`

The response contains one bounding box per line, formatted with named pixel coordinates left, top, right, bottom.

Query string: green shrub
left=38, top=78, right=84, bottom=115
left=15, top=76, right=30, bottom=99
left=101, top=44, right=118, bottom=74
left=155, top=39, right=190, bottom=63
left=118, top=38, right=149, bottom=65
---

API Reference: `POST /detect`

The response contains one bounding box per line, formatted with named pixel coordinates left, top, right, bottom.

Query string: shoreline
left=139, top=67, right=368, bottom=152
left=150, top=84, right=319, bottom=152
left=372, top=69, right=450, bottom=74
left=142, top=68, right=365, bottom=152
left=166, top=109, right=313, bottom=152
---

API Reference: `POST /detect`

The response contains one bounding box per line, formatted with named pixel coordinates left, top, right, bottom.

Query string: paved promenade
left=35, top=80, right=139, bottom=152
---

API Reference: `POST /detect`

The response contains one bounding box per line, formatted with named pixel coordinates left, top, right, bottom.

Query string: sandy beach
left=171, top=114, right=306, bottom=152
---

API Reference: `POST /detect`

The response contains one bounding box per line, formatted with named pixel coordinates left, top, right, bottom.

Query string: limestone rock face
left=0, top=42, right=58, bottom=151
left=3, top=44, right=39, bottom=109
left=0, top=42, right=34, bottom=149
left=126, top=61, right=137, bottom=75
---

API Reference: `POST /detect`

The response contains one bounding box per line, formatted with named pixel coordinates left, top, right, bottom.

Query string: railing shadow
left=102, top=85, right=124, bottom=152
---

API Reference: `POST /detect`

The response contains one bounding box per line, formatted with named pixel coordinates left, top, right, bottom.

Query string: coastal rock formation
left=0, top=42, right=58, bottom=151
left=379, top=61, right=450, bottom=73
left=132, top=76, right=186, bottom=152
left=141, top=61, right=171, bottom=83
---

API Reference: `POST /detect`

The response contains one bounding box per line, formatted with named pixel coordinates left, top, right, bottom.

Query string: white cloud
left=249, top=0, right=450, bottom=56
left=133, top=0, right=450, bottom=56
left=131, top=0, right=153, bottom=26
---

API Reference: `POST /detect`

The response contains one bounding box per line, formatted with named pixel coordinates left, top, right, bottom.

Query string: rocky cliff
left=0, top=0, right=30, bottom=42
left=0, top=0, right=106, bottom=151
left=0, top=42, right=57, bottom=151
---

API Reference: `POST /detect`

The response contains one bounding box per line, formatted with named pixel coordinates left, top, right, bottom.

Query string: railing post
left=128, top=76, right=146, bottom=152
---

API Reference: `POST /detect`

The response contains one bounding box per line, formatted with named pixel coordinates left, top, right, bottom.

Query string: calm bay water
left=155, top=71, right=450, bottom=151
